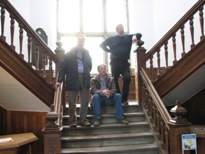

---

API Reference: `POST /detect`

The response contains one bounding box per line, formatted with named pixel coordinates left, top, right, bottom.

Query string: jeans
left=92, top=93, right=125, bottom=120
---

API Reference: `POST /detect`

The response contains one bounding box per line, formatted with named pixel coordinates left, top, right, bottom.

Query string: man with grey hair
left=90, top=64, right=129, bottom=126
left=55, top=34, right=92, bottom=127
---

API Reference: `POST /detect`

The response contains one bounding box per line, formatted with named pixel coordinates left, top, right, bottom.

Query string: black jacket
left=57, top=46, right=92, bottom=91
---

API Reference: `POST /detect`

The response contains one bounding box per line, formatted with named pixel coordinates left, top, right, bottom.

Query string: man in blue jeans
left=90, top=64, right=129, bottom=126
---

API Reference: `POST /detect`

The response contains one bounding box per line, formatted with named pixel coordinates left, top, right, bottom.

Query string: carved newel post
left=134, top=39, right=146, bottom=104
left=42, top=104, right=62, bottom=154
left=168, top=100, right=191, bottom=154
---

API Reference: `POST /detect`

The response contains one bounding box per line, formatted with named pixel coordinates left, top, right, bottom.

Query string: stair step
left=62, top=112, right=146, bottom=125
left=61, top=144, right=159, bottom=154
left=61, top=132, right=154, bottom=148
left=63, top=104, right=142, bottom=115
left=62, top=122, right=150, bottom=136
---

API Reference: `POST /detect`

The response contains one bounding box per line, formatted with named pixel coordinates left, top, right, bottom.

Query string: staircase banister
left=144, top=0, right=205, bottom=61
left=0, top=0, right=59, bottom=64
left=53, top=82, right=63, bottom=126
left=140, top=68, right=172, bottom=127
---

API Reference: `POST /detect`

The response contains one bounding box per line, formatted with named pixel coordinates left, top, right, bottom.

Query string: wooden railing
left=144, top=0, right=205, bottom=81
left=0, top=0, right=60, bottom=84
left=135, top=0, right=205, bottom=153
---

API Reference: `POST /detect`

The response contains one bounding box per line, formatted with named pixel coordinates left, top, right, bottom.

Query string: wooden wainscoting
left=5, top=110, right=47, bottom=154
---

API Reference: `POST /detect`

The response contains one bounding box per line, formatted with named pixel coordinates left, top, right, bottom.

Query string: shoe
left=93, top=120, right=100, bottom=127
left=80, top=119, right=91, bottom=127
left=122, top=101, right=129, bottom=106
left=70, top=121, right=77, bottom=128
left=118, top=119, right=129, bottom=124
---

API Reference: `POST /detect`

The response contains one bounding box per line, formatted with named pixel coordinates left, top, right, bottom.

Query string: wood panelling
left=6, top=110, right=47, bottom=154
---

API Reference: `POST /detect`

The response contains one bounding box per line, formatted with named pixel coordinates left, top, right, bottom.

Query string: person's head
left=116, top=24, right=124, bottom=36
left=77, top=33, right=86, bottom=48
left=97, top=64, right=107, bottom=77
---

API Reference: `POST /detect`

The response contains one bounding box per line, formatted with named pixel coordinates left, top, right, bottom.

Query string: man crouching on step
left=90, top=64, right=129, bottom=127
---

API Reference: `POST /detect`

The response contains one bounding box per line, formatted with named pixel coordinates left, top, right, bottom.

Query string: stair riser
left=62, top=125, right=150, bottom=136
left=63, top=106, right=141, bottom=115
left=61, top=136, right=154, bottom=148
left=62, top=115, right=145, bottom=125
left=61, top=148, right=159, bottom=154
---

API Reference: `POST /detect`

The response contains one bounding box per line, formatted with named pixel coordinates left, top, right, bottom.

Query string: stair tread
left=61, top=132, right=153, bottom=140
left=62, top=121, right=149, bottom=129
left=63, top=112, right=145, bottom=118
left=61, top=143, right=158, bottom=153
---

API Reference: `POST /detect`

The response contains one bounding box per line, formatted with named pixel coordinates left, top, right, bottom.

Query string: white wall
left=8, top=0, right=57, bottom=51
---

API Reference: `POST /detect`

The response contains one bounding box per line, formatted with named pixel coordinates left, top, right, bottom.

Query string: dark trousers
left=110, top=59, right=131, bottom=102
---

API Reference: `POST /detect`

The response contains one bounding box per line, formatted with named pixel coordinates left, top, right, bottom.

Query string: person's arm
left=107, top=77, right=117, bottom=97
left=100, top=38, right=111, bottom=52
left=90, top=78, right=102, bottom=95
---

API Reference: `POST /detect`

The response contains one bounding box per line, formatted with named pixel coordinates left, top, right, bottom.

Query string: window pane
left=58, top=0, right=80, bottom=33
left=106, top=0, right=127, bottom=32
left=82, top=0, right=103, bottom=32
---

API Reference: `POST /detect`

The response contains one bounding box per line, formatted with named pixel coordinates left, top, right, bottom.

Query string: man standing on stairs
left=90, top=64, right=129, bottom=127
left=100, top=24, right=142, bottom=106
left=55, top=34, right=92, bottom=127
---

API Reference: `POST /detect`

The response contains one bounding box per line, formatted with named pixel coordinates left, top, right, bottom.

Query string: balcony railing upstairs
left=143, top=0, right=205, bottom=82
left=0, top=0, right=60, bottom=85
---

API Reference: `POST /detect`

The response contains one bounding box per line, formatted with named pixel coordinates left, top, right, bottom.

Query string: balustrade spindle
left=149, top=56, right=153, bottom=80
left=10, top=17, right=15, bottom=49
left=49, top=58, right=53, bottom=84
left=157, top=49, right=160, bottom=77
left=180, top=26, right=186, bottom=57
left=19, top=26, right=24, bottom=58
left=27, top=36, right=32, bottom=65
left=189, top=16, right=195, bottom=48
left=42, top=52, right=46, bottom=78
left=199, top=7, right=204, bottom=40
left=35, top=45, right=39, bottom=70
left=164, top=43, right=168, bottom=69
left=1, top=7, right=5, bottom=40
left=172, top=34, right=177, bottom=64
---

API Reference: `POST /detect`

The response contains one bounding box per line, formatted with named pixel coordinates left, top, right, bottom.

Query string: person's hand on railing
left=54, top=82, right=61, bottom=90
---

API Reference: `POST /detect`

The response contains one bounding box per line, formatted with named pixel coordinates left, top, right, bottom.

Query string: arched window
left=57, top=0, right=129, bottom=73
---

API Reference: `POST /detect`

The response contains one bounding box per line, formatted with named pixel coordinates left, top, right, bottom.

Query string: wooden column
left=168, top=100, right=191, bottom=154
left=134, top=40, right=146, bottom=105
left=42, top=105, right=62, bottom=154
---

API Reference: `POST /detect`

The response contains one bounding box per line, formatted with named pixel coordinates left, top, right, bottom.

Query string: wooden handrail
left=0, top=0, right=60, bottom=84
left=140, top=68, right=172, bottom=126
left=144, top=0, right=205, bottom=81
left=53, top=83, right=63, bottom=126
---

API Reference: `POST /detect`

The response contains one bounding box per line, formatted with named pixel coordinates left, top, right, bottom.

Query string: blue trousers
left=92, top=93, right=125, bottom=120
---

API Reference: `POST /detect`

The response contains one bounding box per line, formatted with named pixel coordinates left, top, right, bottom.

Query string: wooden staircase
left=61, top=103, right=159, bottom=154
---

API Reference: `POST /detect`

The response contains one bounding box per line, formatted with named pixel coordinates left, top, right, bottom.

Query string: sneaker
left=80, top=119, right=91, bottom=127
left=122, top=101, right=129, bottom=106
left=70, top=121, right=77, bottom=128
left=93, top=120, right=100, bottom=127
left=118, top=119, right=129, bottom=124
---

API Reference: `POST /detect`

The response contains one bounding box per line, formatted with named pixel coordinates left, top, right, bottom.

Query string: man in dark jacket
left=90, top=64, right=128, bottom=126
left=55, top=34, right=92, bottom=127
left=100, top=24, right=142, bottom=106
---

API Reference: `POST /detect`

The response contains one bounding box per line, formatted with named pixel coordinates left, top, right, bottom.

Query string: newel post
left=54, top=40, right=65, bottom=75
left=168, top=100, right=191, bottom=154
left=134, top=40, right=146, bottom=104
left=42, top=104, right=62, bottom=154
